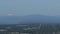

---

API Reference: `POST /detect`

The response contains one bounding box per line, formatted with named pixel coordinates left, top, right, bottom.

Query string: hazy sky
left=0, top=0, right=60, bottom=16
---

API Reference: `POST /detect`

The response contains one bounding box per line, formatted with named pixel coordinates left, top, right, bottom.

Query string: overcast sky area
left=0, top=0, right=60, bottom=16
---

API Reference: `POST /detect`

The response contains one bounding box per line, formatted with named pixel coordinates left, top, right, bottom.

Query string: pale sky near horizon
left=0, top=0, right=60, bottom=16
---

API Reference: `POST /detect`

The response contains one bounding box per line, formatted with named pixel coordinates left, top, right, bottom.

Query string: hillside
left=0, top=15, right=60, bottom=24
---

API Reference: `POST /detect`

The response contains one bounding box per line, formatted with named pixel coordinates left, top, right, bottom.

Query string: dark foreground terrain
left=0, top=23, right=60, bottom=34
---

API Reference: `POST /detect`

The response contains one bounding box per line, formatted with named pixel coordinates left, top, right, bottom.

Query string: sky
left=0, top=0, right=60, bottom=16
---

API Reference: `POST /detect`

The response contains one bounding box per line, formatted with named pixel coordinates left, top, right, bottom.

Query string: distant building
left=10, top=32, right=16, bottom=34
left=15, top=32, right=20, bottom=34
left=0, top=29, right=7, bottom=31
left=20, top=33, right=29, bottom=34
left=16, top=25, right=27, bottom=27
left=0, top=29, right=7, bottom=34
left=53, top=32, right=55, bottom=34
left=24, top=27, right=37, bottom=30
left=6, top=27, right=11, bottom=29
left=56, top=32, right=60, bottom=34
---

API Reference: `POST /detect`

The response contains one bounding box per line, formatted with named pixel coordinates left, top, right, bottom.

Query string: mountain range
left=0, top=15, right=60, bottom=24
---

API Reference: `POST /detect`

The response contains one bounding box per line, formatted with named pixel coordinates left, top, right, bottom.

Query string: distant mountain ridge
left=0, top=15, right=60, bottom=24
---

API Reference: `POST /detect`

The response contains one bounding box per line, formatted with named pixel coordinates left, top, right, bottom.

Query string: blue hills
left=0, top=15, right=60, bottom=24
